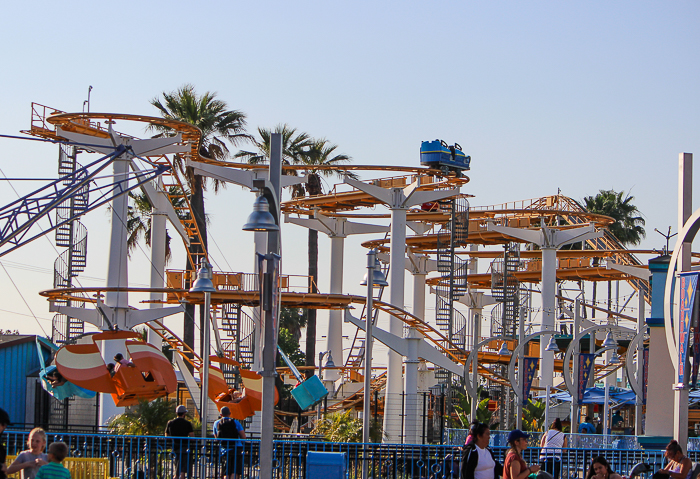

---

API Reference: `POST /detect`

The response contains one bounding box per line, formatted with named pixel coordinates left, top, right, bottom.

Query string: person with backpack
left=539, top=418, right=568, bottom=479
left=164, top=405, right=194, bottom=479
left=213, top=407, right=246, bottom=479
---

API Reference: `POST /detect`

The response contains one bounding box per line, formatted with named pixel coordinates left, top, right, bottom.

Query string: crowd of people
left=458, top=418, right=688, bottom=479
left=0, top=408, right=71, bottom=479
left=0, top=403, right=692, bottom=479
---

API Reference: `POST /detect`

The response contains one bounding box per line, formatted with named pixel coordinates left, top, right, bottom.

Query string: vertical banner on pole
left=256, top=253, right=265, bottom=370
left=578, top=353, right=595, bottom=403
left=678, top=272, right=699, bottom=384
left=269, top=253, right=281, bottom=354
left=258, top=253, right=281, bottom=371
left=642, top=348, right=649, bottom=405
left=522, top=357, right=539, bottom=405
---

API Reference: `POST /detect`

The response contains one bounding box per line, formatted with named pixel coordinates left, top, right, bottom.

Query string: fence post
left=401, top=392, right=405, bottom=444
left=422, top=392, right=427, bottom=444
left=440, top=391, right=445, bottom=445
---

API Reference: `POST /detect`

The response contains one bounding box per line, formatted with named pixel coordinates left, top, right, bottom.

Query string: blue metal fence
left=2, top=429, right=670, bottom=479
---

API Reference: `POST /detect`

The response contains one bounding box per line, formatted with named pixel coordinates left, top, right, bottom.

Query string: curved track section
left=25, top=106, right=209, bottom=270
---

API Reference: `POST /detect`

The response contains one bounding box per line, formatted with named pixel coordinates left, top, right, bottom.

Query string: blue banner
left=578, top=353, right=595, bottom=403
left=522, top=357, right=539, bottom=405
left=678, top=272, right=699, bottom=385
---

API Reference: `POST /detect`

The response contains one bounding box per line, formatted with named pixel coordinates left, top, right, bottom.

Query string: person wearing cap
left=213, top=407, right=245, bottom=479
left=504, top=429, right=540, bottom=479
left=164, top=405, right=194, bottom=479
left=0, top=408, right=10, bottom=479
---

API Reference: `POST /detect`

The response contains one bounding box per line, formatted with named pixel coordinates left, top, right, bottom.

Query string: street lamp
left=362, top=249, right=387, bottom=479
left=562, top=324, right=632, bottom=436
left=317, top=351, right=336, bottom=418
left=243, top=196, right=279, bottom=232
left=241, top=134, right=283, bottom=479
left=190, top=259, right=216, bottom=435
left=189, top=258, right=216, bottom=478
left=545, top=335, right=560, bottom=352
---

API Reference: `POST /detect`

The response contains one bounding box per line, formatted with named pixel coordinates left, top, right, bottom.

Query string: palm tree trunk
left=305, top=228, right=318, bottom=378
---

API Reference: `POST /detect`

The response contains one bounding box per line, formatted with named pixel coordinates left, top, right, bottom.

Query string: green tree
left=234, top=124, right=312, bottom=166
left=237, top=127, right=352, bottom=376
left=583, top=190, right=646, bottom=245
left=288, top=139, right=353, bottom=376
left=277, top=328, right=305, bottom=367
left=125, top=187, right=188, bottom=262
left=312, top=410, right=385, bottom=443
left=521, top=398, right=546, bottom=432
left=149, top=84, right=250, bottom=361
left=279, top=307, right=307, bottom=343
left=108, top=398, right=175, bottom=436
left=277, top=307, right=307, bottom=367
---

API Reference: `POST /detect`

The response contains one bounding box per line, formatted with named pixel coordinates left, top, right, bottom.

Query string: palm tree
left=235, top=124, right=312, bottom=165
left=237, top=130, right=352, bottom=375
left=149, top=84, right=250, bottom=362
left=583, top=189, right=646, bottom=317
left=290, top=139, right=353, bottom=375
left=583, top=189, right=646, bottom=245
left=108, top=398, right=175, bottom=436
left=125, top=187, right=188, bottom=263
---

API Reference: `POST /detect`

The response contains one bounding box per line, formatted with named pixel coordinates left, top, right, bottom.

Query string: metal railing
left=3, top=429, right=670, bottom=479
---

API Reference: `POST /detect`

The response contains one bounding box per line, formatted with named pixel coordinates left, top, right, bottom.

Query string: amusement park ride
left=1, top=102, right=666, bottom=444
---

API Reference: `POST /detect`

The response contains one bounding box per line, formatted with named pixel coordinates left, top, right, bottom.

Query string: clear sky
left=0, top=2, right=699, bottom=359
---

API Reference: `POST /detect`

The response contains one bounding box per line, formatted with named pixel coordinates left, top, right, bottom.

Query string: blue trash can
left=306, top=451, right=347, bottom=479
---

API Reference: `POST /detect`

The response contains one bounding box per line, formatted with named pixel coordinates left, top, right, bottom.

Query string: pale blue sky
left=0, top=2, right=699, bottom=347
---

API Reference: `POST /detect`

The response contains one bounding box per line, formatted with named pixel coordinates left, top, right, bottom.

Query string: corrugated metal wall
left=0, top=338, right=41, bottom=425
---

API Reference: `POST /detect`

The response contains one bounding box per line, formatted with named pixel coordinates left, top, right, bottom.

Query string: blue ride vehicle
left=420, top=139, right=471, bottom=175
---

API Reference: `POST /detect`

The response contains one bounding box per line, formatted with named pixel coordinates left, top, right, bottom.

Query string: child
left=113, top=354, right=134, bottom=372
left=7, top=428, right=48, bottom=479
left=35, top=442, right=70, bottom=479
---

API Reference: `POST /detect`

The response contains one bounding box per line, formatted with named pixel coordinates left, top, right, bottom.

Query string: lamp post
left=463, top=335, right=512, bottom=425
left=318, top=350, right=335, bottom=418
left=561, top=324, right=634, bottom=436
left=190, top=259, right=216, bottom=437
left=242, top=134, right=282, bottom=479
left=189, top=258, right=216, bottom=479
left=362, top=249, right=388, bottom=479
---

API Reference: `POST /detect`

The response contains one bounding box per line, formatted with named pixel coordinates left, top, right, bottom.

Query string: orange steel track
left=22, top=105, right=209, bottom=270
left=37, top=283, right=619, bottom=385
left=38, top=285, right=519, bottom=368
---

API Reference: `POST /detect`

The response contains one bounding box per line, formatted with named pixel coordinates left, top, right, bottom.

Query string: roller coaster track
left=23, top=104, right=209, bottom=271
left=543, top=195, right=651, bottom=304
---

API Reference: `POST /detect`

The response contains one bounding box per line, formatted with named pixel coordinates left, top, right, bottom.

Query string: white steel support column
left=487, top=221, right=602, bottom=432
left=379, top=244, right=436, bottom=444
left=404, top=328, right=421, bottom=444
left=327, top=235, right=345, bottom=382
left=386, top=206, right=407, bottom=440
left=48, top=127, right=190, bottom=426
left=344, top=176, right=460, bottom=442
left=636, top=291, right=644, bottom=435
left=541, top=246, right=556, bottom=426
left=674, top=153, right=692, bottom=446
left=147, top=184, right=167, bottom=348
left=101, top=153, right=131, bottom=425
left=457, top=291, right=496, bottom=421
left=285, top=213, right=389, bottom=383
